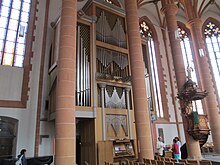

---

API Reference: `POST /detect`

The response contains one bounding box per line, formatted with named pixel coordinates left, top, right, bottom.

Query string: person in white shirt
left=156, top=136, right=165, bottom=157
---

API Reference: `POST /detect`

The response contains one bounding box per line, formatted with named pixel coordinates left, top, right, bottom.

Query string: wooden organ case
left=82, top=0, right=137, bottom=164
left=113, top=140, right=136, bottom=158
left=98, top=139, right=137, bottom=165
left=48, top=0, right=136, bottom=164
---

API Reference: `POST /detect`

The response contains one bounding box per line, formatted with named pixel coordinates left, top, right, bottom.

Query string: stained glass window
left=140, top=21, right=152, bottom=38
left=204, top=21, right=220, bottom=104
left=140, top=20, right=163, bottom=118
left=178, top=25, right=203, bottom=114
left=0, top=0, right=32, bottom=67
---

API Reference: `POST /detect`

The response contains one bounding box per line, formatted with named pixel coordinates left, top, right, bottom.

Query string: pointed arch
left=177, top=21, right=204, bottom=114
left=139, top=16, right=169, bottom=120
left=177, top=21, right=195, bottom=77
left=202, top=17, right=220, bottom=109
left=202, top=17, right=220, bottom=38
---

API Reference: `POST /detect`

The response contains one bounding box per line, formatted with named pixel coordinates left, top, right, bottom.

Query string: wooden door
left=79, top=119, right=96, bottom=165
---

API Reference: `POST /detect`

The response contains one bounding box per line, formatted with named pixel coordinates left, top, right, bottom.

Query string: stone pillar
left=182, top=0, right=220, bottom=153
left=55, top=1, right=77, bottom=164
left=160, top=0, right=202, bottom=159
left=99, top=83, right=106, bottom=141
left=124, top=0, right=154, bottom=160
left=125, top=87, right=133, bottom=139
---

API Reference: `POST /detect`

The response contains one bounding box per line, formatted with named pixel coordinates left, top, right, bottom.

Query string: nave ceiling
left=76, top=0, right=219, bottom=31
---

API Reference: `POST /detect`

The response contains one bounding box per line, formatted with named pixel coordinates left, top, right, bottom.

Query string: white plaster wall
left=48, top=0, right=61, bottom=23
left=0, top=66, right=23, bottom=100
left=37, top=0, right=61, bottom=159
left=0, top=0, right=53, bottom=157
left=179, top=123, right=186, bottom=144
left=0, top=109, right=34, bottom=157
left=41, top=0, right=62, bottom=119
left=39, top=121, right=55, bottom=156
left=156, top=124, right=179, bottom=145
left=35, top=0, right=55, bottom=158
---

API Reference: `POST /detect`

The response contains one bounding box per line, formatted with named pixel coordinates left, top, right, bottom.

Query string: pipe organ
left=96, top=47, right=129, bottom=81
left=105, top=85, right=126, bottom=109
left=96, top=8, right=127, bottom=49
left=48, top=2, right=136, bottom=163
left=76, top=23, right=91, bottom=106
left=106, top=114, right=128, bottom=137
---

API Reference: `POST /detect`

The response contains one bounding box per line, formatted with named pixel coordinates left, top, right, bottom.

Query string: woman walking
left=16, top=149, right=27, bottom=165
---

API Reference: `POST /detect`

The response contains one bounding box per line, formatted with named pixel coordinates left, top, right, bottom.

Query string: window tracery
left=204, top=20, right=220, bottom=105
left=0, top=0, right=32, bottom=67
left=139, top=20, right=163, bottom=118
left=140, top=21, right=152, bottom=38
left=204, top=22, right=220, bottom=37
left=178, top=25, right=203, bottom=114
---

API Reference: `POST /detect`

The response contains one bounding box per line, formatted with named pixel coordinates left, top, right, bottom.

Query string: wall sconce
left=199, top=49, right=205, bottom=57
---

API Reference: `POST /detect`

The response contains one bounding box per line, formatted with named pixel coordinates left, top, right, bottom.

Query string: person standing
left=156, top=136, right=165, bottom=157
left=172, top=139, right=180, bottom=162
left=175, top=137, right=182, bottom=159
left=16, top=149, right=27, bottom=165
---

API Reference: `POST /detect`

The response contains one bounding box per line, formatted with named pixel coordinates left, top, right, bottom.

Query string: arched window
left=178, top=24, right=203, bottom=114
left=0, top=0, right=32, bottom=67
left=140, top=20, right=163, bottom=118
left=203, top=20, right=220, bottom=104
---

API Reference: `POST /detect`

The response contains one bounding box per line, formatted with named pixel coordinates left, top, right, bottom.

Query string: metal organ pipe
left=76, top=25, right=90, bottom=106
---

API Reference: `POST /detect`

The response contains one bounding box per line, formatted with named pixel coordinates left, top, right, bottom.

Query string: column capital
left=160, top=3, right=178, bottom=15
left=186, top=18, right=202, bottom=29
left=98, top=83, right=106, bottom=88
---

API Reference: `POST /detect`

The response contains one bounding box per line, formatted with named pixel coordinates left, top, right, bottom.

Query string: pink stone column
left=161, top=0, right=202, bottom=159
left=55, top=0, right=77, bottom=164
left=186, top=18, right=220, bottom=154
left=124, top=0, right=154, bottom=160
left=182, top=0, right=220, bottom=154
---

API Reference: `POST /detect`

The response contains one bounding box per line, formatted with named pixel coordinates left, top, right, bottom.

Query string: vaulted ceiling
left=77, top=0, right=220, bottom=25
left=137, top=0, right=220, bottom=16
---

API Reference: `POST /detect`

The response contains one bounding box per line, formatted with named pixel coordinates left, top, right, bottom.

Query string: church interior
left=0, top=0, right=220, bottom=165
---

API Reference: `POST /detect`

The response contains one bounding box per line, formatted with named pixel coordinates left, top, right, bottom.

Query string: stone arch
left=139, top=16, right=169, bottom=120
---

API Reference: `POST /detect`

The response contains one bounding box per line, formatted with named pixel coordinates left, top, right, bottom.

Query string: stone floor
left=202, top=154, right=220, bottom=164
